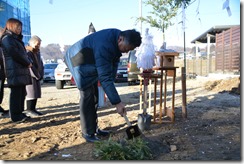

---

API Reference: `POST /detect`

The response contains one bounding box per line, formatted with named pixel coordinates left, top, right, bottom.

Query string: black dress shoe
left=12, top=113, right=30, bottom=123
left=0, top=106, right=5, bottom=113
left=0, top=110, right=9, bottom=117
left=82, top=133, right=100, bottom=143
left=17, top=116, right=31, bottom=123
left=0, top=107, right=8, bottom=117
left=96, top=128, right=110, bottom=136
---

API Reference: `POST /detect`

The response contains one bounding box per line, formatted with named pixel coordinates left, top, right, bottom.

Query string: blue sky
left=29, top=0, right=240, bottom=49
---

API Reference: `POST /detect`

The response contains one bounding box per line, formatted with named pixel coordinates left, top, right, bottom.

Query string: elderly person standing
left=25, top=35, right=44, bottom=117
left=0, top=18, right=32, bottom=122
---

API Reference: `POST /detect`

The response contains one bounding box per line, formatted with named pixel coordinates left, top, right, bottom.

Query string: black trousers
left=79, top=83, right=98, bottom=135
left=0, top=78, right=5, bottom=104
left=9, top=86, right=26, bottom=119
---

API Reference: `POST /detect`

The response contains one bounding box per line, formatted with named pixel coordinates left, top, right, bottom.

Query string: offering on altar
left=135, top=28, right=155, bottom=73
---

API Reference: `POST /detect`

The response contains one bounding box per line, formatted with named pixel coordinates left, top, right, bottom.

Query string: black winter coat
left=0, top=30, right=32, bottom=87
left=0, top=47, right=5, bottom=80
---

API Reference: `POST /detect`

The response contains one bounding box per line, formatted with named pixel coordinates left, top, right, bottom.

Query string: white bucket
left=98, top=86, right=106, bottom=107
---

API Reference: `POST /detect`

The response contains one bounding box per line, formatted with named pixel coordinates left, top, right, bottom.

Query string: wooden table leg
left=171, top=69, right=176, bottom=122
left=159, top=72, right=163, bottom=122
left=153, top=77, right=157, bottom=122
left=149, top=78, right=152, bottom=114
left=163, top=71, right=167, bottom=116
left=139, top=77, right=142, bottom=112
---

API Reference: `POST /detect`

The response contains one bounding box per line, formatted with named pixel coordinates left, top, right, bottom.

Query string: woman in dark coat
left=25, top=35, right=44, bottom=117
left=0, top=27, right=8, bottom=116
left=0, top=18, right=32, bottom=122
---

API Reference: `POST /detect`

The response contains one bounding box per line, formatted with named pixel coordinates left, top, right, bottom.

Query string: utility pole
left=181, top=0, right=187, bottom=119
left=182, top=1, right=186, bottom=69
left=139, top=0, right=142, bottom=34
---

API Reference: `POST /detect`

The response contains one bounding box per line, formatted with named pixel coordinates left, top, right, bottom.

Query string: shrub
left=93, top=137, right=153, bottom=160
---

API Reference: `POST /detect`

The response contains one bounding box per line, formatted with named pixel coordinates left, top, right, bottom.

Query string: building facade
left=0, top=0, right=31, bottom=44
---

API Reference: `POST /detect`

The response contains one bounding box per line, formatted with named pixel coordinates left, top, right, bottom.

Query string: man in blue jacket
left=64, top=28, right=141, bottom=142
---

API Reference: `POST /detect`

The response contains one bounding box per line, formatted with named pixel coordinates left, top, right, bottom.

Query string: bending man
left=64, top=28, right=141, bottom=142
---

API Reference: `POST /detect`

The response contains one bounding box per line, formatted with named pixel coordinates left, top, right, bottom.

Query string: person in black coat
left=0, top=18, right=32, bottom=122
left=0, top=27, right=8, bottom=117
left=25, top=35, right=44, bottom=117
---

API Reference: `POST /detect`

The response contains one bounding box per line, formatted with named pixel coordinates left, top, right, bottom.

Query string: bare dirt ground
left=0, top=75, right=241, bottom=161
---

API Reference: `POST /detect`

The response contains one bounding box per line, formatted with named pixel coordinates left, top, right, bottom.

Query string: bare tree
left=136, top=0, right=193, bottom=49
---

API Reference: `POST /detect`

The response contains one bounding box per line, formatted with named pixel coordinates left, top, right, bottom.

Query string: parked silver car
left=43, top=63, right=58, bottom=82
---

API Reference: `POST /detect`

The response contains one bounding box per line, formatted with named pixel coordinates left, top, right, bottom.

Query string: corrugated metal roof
left=191, top=25, right=239, bottom=44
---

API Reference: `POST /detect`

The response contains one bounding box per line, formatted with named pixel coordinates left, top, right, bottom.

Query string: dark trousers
left=79, top=83, right=98, bottom=135
left=26, top=99, right=37, bottom=111
left=0, top=78, right=5, bottom=104
left=9, top=86, right=26, bottom=119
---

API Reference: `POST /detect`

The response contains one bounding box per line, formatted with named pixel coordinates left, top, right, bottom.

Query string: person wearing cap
left=64, top=28, right=141, bottom=143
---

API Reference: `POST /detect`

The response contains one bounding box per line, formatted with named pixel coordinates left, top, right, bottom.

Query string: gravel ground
left=0, top=76, right=241, bottom=161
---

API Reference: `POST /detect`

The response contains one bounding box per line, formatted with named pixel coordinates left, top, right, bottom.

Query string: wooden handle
left=143, top=80, right=148, bottom=115
left=123, top=114, right=132, bottom=126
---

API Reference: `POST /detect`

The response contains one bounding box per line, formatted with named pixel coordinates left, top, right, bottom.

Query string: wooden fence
left=174, top=26, right=240, bottom=77
left=215, top=26, right=240, bottom=72
left=175, top=58, right=215, bottom=77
